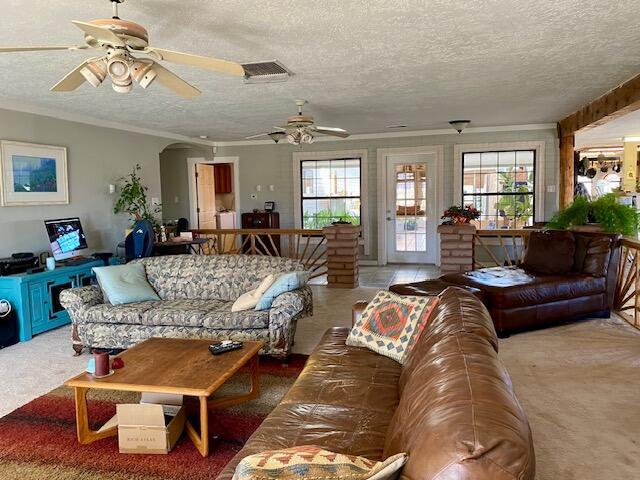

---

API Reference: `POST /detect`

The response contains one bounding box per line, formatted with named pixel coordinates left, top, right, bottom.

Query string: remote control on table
left=209, top=340, right=243, bottom=355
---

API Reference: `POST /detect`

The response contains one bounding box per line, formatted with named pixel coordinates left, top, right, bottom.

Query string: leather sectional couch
left=216, top=287, right=535, bottom=480
left=393, top=231, right=621, bottom=337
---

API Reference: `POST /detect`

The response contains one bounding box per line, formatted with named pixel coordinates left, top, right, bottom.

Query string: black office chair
left=175, top=217, right=189, bottom=236
left=124, top=219, right=155, bottom=261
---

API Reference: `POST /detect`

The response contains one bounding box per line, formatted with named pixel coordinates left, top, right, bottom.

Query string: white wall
left=160, top=127, right=559, bottom=260
left=0, top=108, right=172, bottom=258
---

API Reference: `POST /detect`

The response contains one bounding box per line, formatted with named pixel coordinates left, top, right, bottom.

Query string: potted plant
left=113, top=164, right=161, bottom=230
left=547, top=193, right=640, bottom=236
left=441, top=204, right=480, bottom=225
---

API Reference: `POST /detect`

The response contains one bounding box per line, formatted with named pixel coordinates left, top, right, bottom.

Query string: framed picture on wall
left=0, top=141, right=69, bottom=206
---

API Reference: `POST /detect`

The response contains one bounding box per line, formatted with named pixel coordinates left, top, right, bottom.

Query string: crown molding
left=0, top=98, right=556, bottom=148
left=212, top=123, right=557, bottom=147
left=0, top=98, right=216, bottom=147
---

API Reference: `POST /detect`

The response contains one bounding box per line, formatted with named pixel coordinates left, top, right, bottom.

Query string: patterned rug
left=0, top=355, right=308, bottom=480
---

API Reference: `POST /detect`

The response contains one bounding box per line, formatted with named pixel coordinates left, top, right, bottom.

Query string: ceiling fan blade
left=50, top=60, right=90, bottom=92
left=144, top=47, right=245, bottom=76
left=312, top=126, right=350, bottom=138
left=245, top=133, right=271, bottom=139
left=152, top=62, right=201, bottom=99
left=275, top=125, right=294, bottom=130
left=0, top=45, right=88, bottom=53
left=72, top=20, right=126, bottom=47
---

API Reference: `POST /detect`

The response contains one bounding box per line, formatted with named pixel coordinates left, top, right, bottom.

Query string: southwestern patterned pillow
left=232, top=446, right=407, bottom=480
left=346, top=290, right=439, bottom=364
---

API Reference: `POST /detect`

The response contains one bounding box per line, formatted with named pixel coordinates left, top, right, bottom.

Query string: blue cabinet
left=0, top=260, right=105, bottom=342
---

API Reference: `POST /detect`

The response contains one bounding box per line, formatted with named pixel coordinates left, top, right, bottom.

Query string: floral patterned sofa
left=60, top=255, right=313, bottom=359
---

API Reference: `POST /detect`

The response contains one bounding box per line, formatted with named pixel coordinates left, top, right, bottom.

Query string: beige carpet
left=0, top=284, right=638, bottom=479
left=498, top=315, right=640, bottom=480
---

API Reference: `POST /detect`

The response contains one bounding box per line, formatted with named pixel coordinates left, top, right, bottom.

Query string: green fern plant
left=547, top=194, right=640, bottom=236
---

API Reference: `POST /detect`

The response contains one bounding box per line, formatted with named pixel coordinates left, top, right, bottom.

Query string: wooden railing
left=189, top=228, right=328, bottom=279
left=473, top=229, right=532, bottom=269
left=613, top=237, right=640, bottom=329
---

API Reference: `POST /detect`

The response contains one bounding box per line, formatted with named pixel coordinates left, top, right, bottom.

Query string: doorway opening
left=188, top=157, right=240, bottom=231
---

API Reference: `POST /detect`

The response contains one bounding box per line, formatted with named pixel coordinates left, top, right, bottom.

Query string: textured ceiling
left=0, top=0, right=639, bottom=141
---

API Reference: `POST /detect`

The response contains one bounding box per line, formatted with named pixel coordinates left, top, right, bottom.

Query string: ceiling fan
left=0, top=0, right=245, bottom=99
left=247, top=100, right=350, bottom=144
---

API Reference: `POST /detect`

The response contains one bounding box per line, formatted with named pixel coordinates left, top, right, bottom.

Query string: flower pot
left=568, top=224, right=604, bottom=233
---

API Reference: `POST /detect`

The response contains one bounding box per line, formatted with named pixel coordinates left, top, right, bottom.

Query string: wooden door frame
left=376, top=146, right=444, bottom=266
left=188, top=156, right=240, bottom=229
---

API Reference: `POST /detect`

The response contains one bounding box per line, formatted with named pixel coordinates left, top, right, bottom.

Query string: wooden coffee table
left=64, top=337, right=264, bottom=457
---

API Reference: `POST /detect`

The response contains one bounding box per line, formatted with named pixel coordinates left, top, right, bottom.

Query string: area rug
left=0, top=355, right=308, bottom=480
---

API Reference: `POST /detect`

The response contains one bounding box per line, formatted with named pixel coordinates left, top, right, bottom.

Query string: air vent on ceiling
left=241, top=60, right=293, bottom=84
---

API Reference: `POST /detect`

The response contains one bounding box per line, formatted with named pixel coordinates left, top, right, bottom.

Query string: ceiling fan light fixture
left=80, top=58, right=107, bottom=87
left=111, top=75, right=133, bottom=93
left=449, top=120, right=471, bottom=134
left=287, top=131, right=301, bottom=145
left=131, top=60, right=156, bottom=88
left=300, top=132, right=314, bottom=144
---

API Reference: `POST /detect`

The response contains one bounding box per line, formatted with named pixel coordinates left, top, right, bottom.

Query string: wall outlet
left=174, top=196, right=180, bottom=204
left=250, top=193, right=258, bottom=199
left=546, top=185, right=556, bottom=193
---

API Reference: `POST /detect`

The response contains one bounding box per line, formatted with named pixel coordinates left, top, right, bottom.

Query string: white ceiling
left=576, top=109, right=640, bottom=148
left=0, top=0, right=639, bottom=141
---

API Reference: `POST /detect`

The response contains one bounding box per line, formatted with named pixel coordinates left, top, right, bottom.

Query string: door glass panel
left=394, top=163, right=427, bottom=253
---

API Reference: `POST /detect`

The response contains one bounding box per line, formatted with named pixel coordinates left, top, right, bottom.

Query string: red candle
left=94, top=352, right=110, bottom=377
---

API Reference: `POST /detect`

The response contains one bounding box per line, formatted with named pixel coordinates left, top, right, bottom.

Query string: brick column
left=438, top=224, right=476, bottom=274
left=323, top=224, right=361, bottom=289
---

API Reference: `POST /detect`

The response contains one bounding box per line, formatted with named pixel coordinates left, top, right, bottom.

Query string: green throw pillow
left=93, top=263, right=160, bottom=305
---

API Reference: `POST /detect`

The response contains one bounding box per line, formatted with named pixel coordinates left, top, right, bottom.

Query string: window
left=300, top=158, right=361, bottom=229
left=462, top=150, right=535, bottom=229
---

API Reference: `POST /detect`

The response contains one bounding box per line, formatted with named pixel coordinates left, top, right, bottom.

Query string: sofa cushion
left=574, top=235, right=612, bottom=276
left=522, top=230, right=575, bottom=274
left=134, top=255, right=305, bottom=301
left=442, top=266, right=606, bottom=309
left=385, top=332, right=535, bottom=480
left=93, top=263, right=160, bottom=305
left=140, top=299, right=269, bottom=330
left=215, top=328, right=401, bottom=480
left=84, top=301, right=158, bottom=325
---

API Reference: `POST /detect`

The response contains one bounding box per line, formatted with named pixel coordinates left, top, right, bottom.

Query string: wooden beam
left=559, top=72, right=640, bottom=137
left=559, top=135, right=575, bottom=209
left=557, top=72, right=640, bottom=207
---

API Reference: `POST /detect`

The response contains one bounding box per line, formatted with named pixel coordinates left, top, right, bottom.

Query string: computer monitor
left=44, top=217, right=88, bottom=261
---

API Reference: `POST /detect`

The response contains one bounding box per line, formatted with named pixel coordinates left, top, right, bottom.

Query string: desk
left=153, top=238, right=210, bottom=255
left=117, top=238, right=210, bottom=257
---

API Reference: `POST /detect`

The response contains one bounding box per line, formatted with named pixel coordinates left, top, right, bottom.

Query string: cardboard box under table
left=117, top=393, right=186, bottom=454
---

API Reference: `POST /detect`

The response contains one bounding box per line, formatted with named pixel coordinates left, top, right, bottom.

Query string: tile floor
left=309, top=263, right=440, bottom=289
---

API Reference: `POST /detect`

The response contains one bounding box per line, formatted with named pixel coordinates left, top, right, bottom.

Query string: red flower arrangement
left=441, top=204, right=480, bottom=225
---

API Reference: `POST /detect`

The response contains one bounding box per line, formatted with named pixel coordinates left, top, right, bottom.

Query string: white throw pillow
left=231, top=274, right=279, bottom=312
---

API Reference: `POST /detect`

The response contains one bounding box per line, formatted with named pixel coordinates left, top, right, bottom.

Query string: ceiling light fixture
left=80, top=58, right=108, bottom=87
left=130, top=59, right=157, bottom=89
left=267, top=132, right=286, bottom=143
left=449, top=120, right=471, bottom=134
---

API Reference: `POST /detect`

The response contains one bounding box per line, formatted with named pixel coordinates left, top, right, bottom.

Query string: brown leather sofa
left=216, top=287, right=535, bottom=480
left=393, top=231, right=621, bottom=337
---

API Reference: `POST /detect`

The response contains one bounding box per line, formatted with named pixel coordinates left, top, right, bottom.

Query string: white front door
left=386, top=154, right=436, bottom=263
